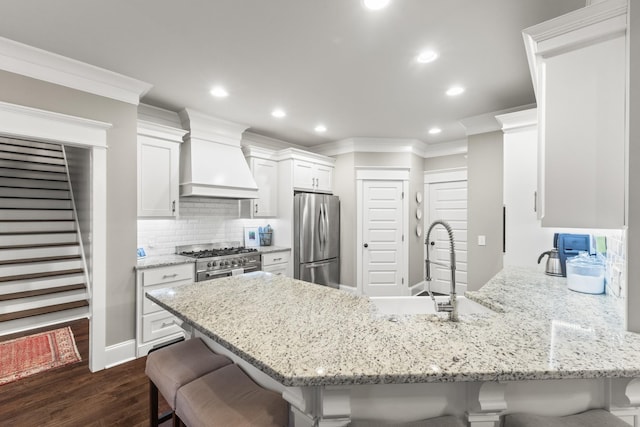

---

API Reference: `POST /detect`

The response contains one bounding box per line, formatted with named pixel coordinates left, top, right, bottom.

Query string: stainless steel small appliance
left=537, top=249, right=562, bottom=276
left=177, top=244, right=261, bottom=282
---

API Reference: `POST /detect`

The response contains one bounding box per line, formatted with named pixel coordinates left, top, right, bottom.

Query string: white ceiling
left=0, top=0, right=585, bottom=148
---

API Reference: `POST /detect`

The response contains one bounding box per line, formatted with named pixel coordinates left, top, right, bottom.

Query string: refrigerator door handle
left=318, top=203, right=325, bottom=251
left=305, top=260, right=332, bottom=269
left=322, top=202, right=328, bottom=246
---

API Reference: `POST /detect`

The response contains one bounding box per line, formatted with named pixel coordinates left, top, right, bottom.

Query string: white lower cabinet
left=136, top=263, right=194, bottom=356
left=262, top=250, right=291, bottom=277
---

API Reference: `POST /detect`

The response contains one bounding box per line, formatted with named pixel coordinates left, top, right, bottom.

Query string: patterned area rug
left=0, top=326, right=81, bottom=386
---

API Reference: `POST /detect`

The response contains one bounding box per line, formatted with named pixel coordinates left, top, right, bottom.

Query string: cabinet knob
left=255, top=203, right=259, bottom=214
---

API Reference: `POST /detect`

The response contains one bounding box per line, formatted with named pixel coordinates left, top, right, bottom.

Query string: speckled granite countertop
left=147, top=266, right=640, bottom=387
left=135, top=254, right=195, bottom=270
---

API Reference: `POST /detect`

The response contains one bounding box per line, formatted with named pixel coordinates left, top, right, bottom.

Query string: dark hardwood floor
left=0, top=319, right=169, bottom=426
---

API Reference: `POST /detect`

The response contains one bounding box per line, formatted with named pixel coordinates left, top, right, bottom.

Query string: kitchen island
left=147, top=267, right=640, bottom=426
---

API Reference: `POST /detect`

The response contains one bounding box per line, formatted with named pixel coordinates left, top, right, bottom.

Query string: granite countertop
left=135, top=254, right=195, bottom=270
left=146, top=266, right=640, bottom=387
left=256, top=246, right=291, bottom=254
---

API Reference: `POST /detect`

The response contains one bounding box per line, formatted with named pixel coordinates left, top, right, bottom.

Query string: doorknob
left=430, top=241, right=435, bottom=246
left=363, top=243, right=368, bottom=248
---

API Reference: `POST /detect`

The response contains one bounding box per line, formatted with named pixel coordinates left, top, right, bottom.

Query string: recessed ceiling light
left=362, top=0, right=390, bottom=10
left=271, top=109, right=286, bottom=118
left=428, top=127, right=442, bottom=135
left=416, top=50, right=438, bottom=64
left=314, top=124, right=327, bottom=133
left=446, top=86, right=465, bottom=96
left=210, top=86, right=229, bottom=98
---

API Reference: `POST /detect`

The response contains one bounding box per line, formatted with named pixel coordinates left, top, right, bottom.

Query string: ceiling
left=0, top=0, right=585, bottom=148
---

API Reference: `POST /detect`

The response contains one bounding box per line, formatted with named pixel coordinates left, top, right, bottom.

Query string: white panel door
left=362, top=181, right=404, bottom=296
left=426, top=181, right=467, bottom=294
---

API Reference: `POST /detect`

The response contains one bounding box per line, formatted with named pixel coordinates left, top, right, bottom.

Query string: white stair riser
left=0, top=233, right=77, bottom=246
left=0, top=273, right=85, bottom=295
left=1, top=198, right=71, bottom=209
left=0, top=259, right=83, bottom=277
left=0, top=289, right=88, bottom=314
left=0, top=159, right=66, bottom=174
left=0, top=307, right=88, bottom=337
left=0, top=177, right=69, bottom=190
left=1, top=221, right=76, bottom=234
left=0, top=245, right=80, bottom=262
left=0, top=187, right=70, bottom=199
left=0, top=167, right=68, bottom=182
left=0, top=209, right=74, bottom=220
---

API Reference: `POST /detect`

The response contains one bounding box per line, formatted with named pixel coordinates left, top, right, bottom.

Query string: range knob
left=207, top=262, right=212, bottom=268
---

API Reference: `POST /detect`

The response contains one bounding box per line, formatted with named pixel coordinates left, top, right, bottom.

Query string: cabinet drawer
left=262, top=251, right=290, bottom=266
left=143, top=264, right=194, bottom=287
left=143, top=280, right=192, bottom=314
left=142, top=311, right=182, bottom=343
left=263, top=264, right=287, bottom=276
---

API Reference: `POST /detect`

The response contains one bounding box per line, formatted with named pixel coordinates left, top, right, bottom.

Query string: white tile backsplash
left=138, top=197, right=245, bottom=256
left=600, top=228, right=626, bottom=298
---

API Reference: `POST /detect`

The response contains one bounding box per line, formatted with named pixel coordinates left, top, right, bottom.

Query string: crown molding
left=0, top=37, right=152, bottom=105
left=179, top=108, right=248, bottom=147
left=138, top=103, right=183, bottom=129
left=137, top=120, right=187, bottom=142
left=522, top=0, right=627, bottom=95
left=314, top=137, right=427, bottom=157
left=460, top=104, right=536, bottom=136
left=241, top=131, right=305, bottom=151
left=495, top=108, right=538, bottom=133
left=423, top=139, right=468, bottom=158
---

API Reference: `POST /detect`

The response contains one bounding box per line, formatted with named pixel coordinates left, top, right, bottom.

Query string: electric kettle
left=537, top=249, right=563, bottom=276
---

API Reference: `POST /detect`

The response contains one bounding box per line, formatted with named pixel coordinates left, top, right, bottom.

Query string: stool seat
left=145, top=338, right=233, bottom=427
left=176, top=363, right=289, bottom=427
left=504, top=409, right=629, bottom=427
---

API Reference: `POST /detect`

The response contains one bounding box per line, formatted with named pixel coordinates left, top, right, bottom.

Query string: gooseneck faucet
left=425, top=220, right=458, bottom=322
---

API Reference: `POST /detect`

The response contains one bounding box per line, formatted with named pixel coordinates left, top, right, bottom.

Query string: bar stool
left=175, top=363, right=289, bottom=427
left=145, top=338, right=232, bottom=427
left=503, top=409, right=629, bottom=427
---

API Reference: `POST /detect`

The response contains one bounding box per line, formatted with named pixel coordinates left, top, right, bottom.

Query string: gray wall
left=424, top=153, right=467, bottom=171
left=0, top=70, right=138, bottom=346
left=628, top=1, right=639, bottom=332
left=66, top=146, right=93, bottom=282
left=467, top=131, right=504, bottom=291
left=334, top=151, right=424, bottom=290
left=332, top=153, right=356, bottom=287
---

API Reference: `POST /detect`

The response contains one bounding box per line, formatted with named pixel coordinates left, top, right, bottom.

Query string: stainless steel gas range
left=176, top=244, right=261, bottom=282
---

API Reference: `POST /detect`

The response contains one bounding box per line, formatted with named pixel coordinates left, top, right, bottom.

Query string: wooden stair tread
left=0, top=300, right=89, bottom=323
left=0, top=255, right=81, bottom=266
left=0, top=230, right=77, bottom=236
left=0, top=242, right=79, bottom=250
left=0, top=268, right=84, bottom=283
left=0, top=283, right=86, bottom=301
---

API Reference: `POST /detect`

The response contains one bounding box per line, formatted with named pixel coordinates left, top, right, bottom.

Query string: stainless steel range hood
left=178, top=109, right=258, bottom=199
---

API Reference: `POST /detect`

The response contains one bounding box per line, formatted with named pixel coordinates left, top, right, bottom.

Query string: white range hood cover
left=178, top=109, right=258, bottom=199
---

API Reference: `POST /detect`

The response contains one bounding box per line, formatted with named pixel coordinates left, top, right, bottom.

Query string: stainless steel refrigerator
left=293, top=193, right=340, bottom=288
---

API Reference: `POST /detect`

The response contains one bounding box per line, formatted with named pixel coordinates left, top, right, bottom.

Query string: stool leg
left=172, top=412, right=181, bottom=427
left=150, top=380, right=159, bottom=427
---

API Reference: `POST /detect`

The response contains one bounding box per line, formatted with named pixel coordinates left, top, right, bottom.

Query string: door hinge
left=402, top=234, right=404, bottom=242
left=402, top=278, right=404, bottom=284
left=402, top=191, right=404, bottom=199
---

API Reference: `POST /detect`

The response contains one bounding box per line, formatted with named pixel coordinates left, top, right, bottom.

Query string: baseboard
left=104, top=339, right=136, bottom=368
left=339, top=284, right=357, bottom=294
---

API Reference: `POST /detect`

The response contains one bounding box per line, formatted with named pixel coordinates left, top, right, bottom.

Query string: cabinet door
left=252, top=158, right=278, bottom=217
left=540, top=35, right=625, bottom=228
left=293, top=159, right=315, bottom=191
left=314, top=164, right=333, bottom=193
left=138, top=136, right=179, bottom=217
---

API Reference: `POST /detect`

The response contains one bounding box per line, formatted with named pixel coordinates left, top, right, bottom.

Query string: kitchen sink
left=370, top=295, right=493, bottom=316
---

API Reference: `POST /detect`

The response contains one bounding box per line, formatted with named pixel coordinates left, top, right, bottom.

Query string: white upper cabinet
left=241, top=146, right=278, bottom=217
left=523, top=0, right=627, bottom=229
left=137, top=120, right=187, bottom=218
left=289, top=152, right=334, bottom=193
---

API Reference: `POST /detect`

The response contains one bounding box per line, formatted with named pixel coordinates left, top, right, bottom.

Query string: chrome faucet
left=425, top=220, right=458, bottom=322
